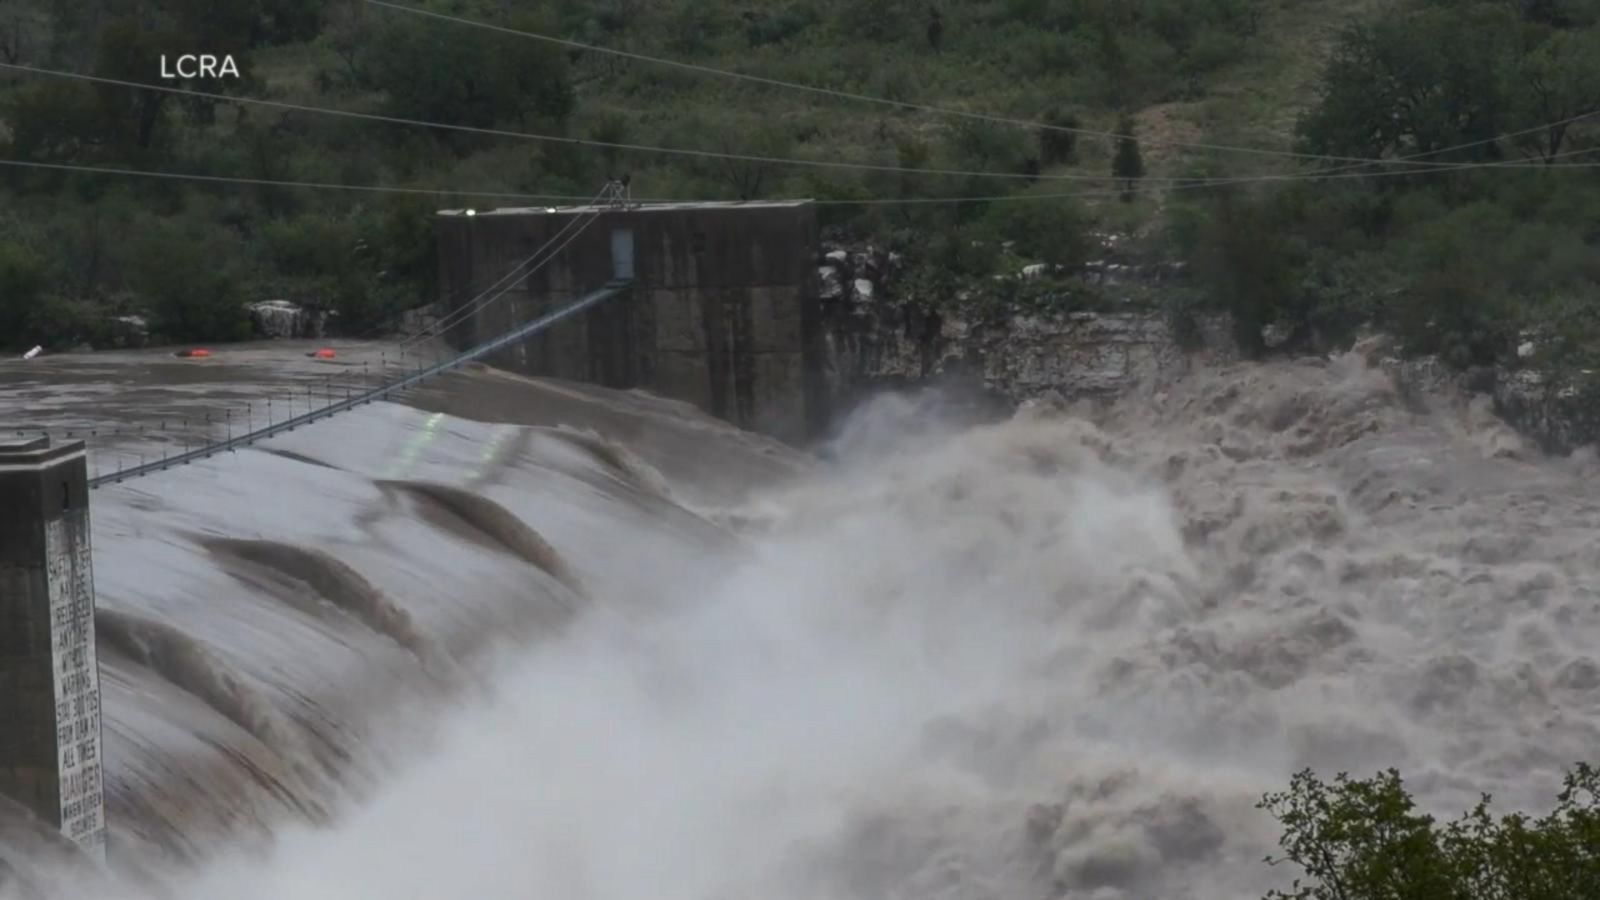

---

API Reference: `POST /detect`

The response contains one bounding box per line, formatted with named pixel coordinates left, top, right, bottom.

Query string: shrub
left=129, top=222, right=252, bottom=343
left=261, top=212, right=360, bottom=281
left=0, top=240, right=48, bottom=349
left=1260, top=765, right=1600, bottom=900
left=901, top=226, right=1003, bottom=306
left=356, top=12, right=574, bottom=138
left=979, top=194, right=1089, bottom=269
left=945, top=119, right=1035, bottom=176
left=328, top=269, right=413, bottom=335
left=1185, top=188, right=1304, bottom=356
left=1385, top=202, right=1520, bottom=365
left=1111, top=115, right=1145, bottom=202
left=743, top=4, right=820, bottom=46
left=1038, top=107, right=1082, bottom=166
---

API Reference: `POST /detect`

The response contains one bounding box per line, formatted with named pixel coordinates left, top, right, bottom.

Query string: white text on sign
left=159, top=54, right=240, bottom=80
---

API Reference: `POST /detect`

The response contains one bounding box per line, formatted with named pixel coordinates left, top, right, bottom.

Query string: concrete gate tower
left=0, top=437, right=106, bottom=860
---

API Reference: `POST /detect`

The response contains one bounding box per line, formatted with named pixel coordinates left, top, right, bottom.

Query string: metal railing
left=89, top=279, right=632, bottom=489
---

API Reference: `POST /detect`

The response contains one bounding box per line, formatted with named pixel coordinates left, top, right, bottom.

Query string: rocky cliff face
left=813, top=241, right=1232, bottom=424
left=813, top=241, right=1599, bottom=454
left=1375, top=341, right=1600, bottom=456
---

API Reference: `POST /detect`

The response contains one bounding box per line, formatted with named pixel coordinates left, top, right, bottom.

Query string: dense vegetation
left=1259, top=765, right=1600, bottom=899
left=1173, top=0, right=1600, bottom=373
left=0, top=0, right=1597, bottom=377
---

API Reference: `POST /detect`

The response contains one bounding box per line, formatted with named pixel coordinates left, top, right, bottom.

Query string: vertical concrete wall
left=0, top=438, right=106, bottom=860
left=436, top=201, right=824, bottom=443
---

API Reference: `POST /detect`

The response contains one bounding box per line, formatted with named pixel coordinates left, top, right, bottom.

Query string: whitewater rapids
left=4, top=345, right=1599, bottom=899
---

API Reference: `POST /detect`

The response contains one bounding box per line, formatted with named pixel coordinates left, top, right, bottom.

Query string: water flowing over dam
left=3, top=341, right=1599, bottom=899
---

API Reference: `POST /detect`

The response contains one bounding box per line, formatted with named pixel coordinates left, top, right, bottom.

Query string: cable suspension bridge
left=81, top=185, right=634, bottom=490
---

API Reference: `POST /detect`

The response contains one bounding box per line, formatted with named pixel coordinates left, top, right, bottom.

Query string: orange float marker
left=176, top=348, right=212, bottom=358
left=312, top=348, right=336, bottom=359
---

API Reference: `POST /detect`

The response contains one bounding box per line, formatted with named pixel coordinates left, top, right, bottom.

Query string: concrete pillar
left=0, top=438, right=105, bottom=861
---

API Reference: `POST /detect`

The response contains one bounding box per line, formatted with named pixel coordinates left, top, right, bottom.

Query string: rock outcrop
left=815, top=240, right=1598, bottom=454
left=1367, top=336, right=1600, bottom=455
left=249, top=300, right=331, bottom=340
left=813, top=240, right=1230, bottom=423
left=399, top=303, right=444, bottom=340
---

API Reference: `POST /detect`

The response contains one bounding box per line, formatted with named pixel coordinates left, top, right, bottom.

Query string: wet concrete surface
left=0, top=339, right=809, bottom=507
left=0, top=339, right=458, bottom=476
left=0, top=336, right=811, bottom=888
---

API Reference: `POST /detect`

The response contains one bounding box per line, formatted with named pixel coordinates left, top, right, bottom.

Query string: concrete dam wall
left=436, top=201, right=824, bottom=444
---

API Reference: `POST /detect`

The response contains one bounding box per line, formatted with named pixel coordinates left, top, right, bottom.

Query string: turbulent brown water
left=3, top=343, right=1599, bottom=899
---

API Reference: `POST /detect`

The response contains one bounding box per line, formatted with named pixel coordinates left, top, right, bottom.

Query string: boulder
left=819, top=265, right=845, bottom=300
left=399, top=303, right=443, bottom=339
left=249, top=300, right=329, bottom=340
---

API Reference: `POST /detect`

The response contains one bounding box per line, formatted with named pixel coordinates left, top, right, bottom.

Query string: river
left=2, top=341, right=1597, bottom=899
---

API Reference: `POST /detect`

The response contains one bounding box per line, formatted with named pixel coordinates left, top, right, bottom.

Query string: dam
left=435, top=200, right=825, bottom=444
left=1, top=209, right=1599, bottom=899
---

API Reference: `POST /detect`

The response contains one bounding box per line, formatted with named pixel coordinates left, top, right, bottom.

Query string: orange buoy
left=312, top=348, right=336, bottom=359
left=177, top=348, right=212, bottom=358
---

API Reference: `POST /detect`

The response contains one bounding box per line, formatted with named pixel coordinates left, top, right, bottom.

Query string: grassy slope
left=246, top=0, right=1371, bottom=209
left=1171, top=0, right=1382, bottom=162
left=1122, top=0, right=1380, bottom=231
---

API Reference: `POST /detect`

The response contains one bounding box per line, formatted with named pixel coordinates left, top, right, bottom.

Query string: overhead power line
left=0, top=61, right=1195, bottom=184
left=362, top=0, right=1600, bottom=171
left=1, top=145, right=1597, bottom=216
left=1292, top=113, right=1600, bottom=178
left=4, top=60, right=1596, bottom=196
left=0, top=158, right=612, bottom=202
left=816, top=144, right=1600, bottom=204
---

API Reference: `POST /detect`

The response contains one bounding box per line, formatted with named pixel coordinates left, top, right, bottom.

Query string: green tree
left=0, top=1, right=48, bottom=64
left=316, top=1, right=370, bottom=88
left=1296, top=4, right=1520, bottom=162
left=129, top=221, right=252, bottom=343
left=357, top=11, right=574, bottom=140
left=254, top=0, right=325, bottom=45
left=689, top=115, right=795, bottom=199
left=1038, top=107, right=1081, bottom=166
left=0, top=240, right=49, bottom=350
left=1388, top=201, right=1521, bottom=366
left=948, top=119, right=1034, bottom=176
left=664, top=2, right=731, bottom=55
left=1509, top=29, right=1600, bottom=162
left=2, top=82, right=107, bottom=162
left=4, top=13, right=214, bottom=162
left=1189, top=188, right=1304, bottom=356
left=892, top=133, right=934, bottom=201
left=1111, top=115, right=1144, bottom=201
left=89, top=19, right=185, bottom=154
left=1261, top=769, right=1457, bottom=900
left=742, top=6, right=820, bottom=47
left=1260, top=765, right=1600, bottom=900
left=858, top=0, right=916, bottom=42
left=980, top=194, right=1089, bottom=268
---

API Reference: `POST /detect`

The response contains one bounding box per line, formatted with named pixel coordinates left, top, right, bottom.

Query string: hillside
left=1, top=0, right=1599, bottom=382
